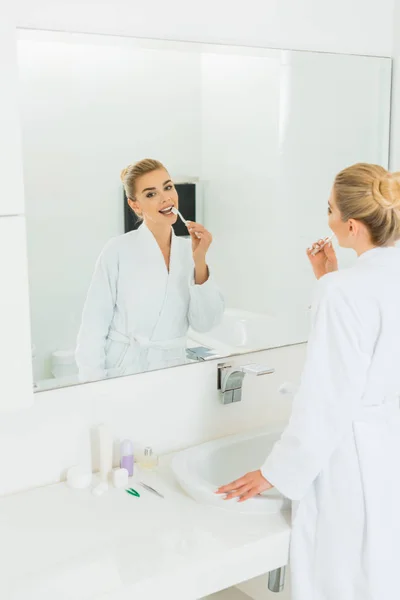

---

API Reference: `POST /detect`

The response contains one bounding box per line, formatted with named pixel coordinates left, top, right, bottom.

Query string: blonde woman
left=218, top=164, right=400, bottom=600
left=76, top=159, right=224, bottom=380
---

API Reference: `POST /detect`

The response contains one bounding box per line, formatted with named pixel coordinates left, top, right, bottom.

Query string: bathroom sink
left=171, top=428, right=289, bottom=514
left=189, top=309, right=276, bottom=352
left=188, top=308, right=310, bottom=355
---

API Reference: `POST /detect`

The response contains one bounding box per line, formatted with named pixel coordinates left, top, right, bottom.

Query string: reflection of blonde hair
left=334, top=163, right=400, bottom=246
left=120, top=158, right=165, bottom=199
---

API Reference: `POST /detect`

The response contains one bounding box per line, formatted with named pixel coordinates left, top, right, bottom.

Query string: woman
left=217, top=163, right=400, bottom=599
left=76, top=158, right=224, bottom=381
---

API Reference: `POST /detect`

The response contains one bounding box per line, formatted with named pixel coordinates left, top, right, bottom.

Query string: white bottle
left=112, top=468, right=129, bottom=489
left=93, top=424, right=113, bottom=496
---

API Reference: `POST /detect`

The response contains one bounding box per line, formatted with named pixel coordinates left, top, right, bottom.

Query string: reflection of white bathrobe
left=76, top=224, right=224, bottom=380
left=262, top=247, right=400, bottom=600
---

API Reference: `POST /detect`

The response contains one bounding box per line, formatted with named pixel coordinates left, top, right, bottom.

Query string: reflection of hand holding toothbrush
left=171, top=207, right=212, bottom=284
left=307, top=235, right=338, bottom=280
left=171, top=207, right=212, bottom=254
left=171, top=207, right=200, bottom=238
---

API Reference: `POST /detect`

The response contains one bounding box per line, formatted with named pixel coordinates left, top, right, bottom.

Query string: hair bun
left=120, top=166, right=129, bottom=183
left=372, top=172, right=400, bottom=211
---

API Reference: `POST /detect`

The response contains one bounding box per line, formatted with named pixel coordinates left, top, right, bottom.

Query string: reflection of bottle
left=140, top=447, right=159, bottom=471
left=120, top=439, right=134, bottom=476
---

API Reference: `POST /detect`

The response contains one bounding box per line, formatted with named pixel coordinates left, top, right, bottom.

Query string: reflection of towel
left=108, top=329, right=187, bottom=350
left=186, top=346, right=219, bottom=361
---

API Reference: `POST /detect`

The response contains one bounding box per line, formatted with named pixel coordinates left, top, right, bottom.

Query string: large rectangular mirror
left=17, top=30, right=391, bottom=391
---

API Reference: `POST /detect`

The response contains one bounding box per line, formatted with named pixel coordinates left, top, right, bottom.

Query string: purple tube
left=120, top=439, right=134, bottom=477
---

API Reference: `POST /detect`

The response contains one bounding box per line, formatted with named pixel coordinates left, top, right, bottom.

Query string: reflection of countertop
left=0, top=460, right=291, bottom=600
left=34, top=373, right=80, bottom=391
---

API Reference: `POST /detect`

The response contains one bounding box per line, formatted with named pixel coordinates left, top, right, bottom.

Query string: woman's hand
left=215, top=470, right=273, bottom=503
left=186, top=221, right=212, bottom=284
left=307, top=238, right=338, bottom=280
left=186, top=221, right=212, bottom=260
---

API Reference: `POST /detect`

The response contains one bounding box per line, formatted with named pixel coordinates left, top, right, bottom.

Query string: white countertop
left=0, top=460, right=291, bottom=600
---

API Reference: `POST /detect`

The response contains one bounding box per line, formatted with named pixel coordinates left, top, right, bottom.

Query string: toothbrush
left=171, top=207, right=201, bottom=239
left=310, top=234, right=334, bottom=256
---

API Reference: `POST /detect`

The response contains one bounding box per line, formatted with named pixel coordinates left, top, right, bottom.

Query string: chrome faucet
left=217, top=362, right=275, bottom=404
left=268, top=566, right=287, bottom=593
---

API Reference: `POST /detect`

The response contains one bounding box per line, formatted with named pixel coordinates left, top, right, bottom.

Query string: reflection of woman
left=218, top=164, right=400, bottom=600
left=76, top=158, right=224, bottom=380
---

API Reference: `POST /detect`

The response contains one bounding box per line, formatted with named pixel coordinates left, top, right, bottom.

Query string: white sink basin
left=189, top=308, right=276, bottom=353
left=171, top=428, right=289, bottom=514
left=188, top=307, right=310, bottom=355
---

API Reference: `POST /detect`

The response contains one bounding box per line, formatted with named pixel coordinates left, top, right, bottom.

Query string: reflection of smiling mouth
left=159, top=206, right=174, bottom=215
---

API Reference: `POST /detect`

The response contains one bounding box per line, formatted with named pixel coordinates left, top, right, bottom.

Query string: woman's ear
left=348, top=218, right=356, bottom=235
left=128, top=197, right=142, bottom=217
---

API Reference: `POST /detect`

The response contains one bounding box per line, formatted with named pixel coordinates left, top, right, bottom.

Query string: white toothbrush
left=171, top=207, right=201, bottom=238
left=310, top=234, right=334, bottom=256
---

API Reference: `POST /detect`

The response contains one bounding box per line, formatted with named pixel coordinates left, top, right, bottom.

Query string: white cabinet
left=0, top=216, right=33, bottom=410
left=0, top=15, right=25, bottom=216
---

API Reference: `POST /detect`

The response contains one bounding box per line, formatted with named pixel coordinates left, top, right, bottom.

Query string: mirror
left=16, top=30, right=392, bottom=391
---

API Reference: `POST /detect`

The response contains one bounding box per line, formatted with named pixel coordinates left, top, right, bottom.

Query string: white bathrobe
left=76, top=224, right=224, bottom=381
left=262, top=247, right=400, bottom=600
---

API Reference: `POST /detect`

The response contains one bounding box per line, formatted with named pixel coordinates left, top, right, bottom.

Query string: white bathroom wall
left=0, top=13, right=25, bottom=216
left=0, top=8, right=33, bottom=411
left=390, top=1, right=400, bottom=170
left=0, top=217, right=34, bottom=411
left=18, top=33, right=202, bottom=380
left=15, top=0, right=395, bottom=57
left=0, top=343, right=306, bottom=496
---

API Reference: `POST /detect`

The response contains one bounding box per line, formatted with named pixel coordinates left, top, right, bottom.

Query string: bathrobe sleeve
left=75, top=240, right=118, bottom=380
left=188, top=269, right=225, bottom=333
left=261, top=273, right=380, bottom=501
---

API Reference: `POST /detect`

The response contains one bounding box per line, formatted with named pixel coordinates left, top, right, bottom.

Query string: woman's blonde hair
left=334, top=163, right=400, bottom=246
left=120, top=158, right=165, bottom=199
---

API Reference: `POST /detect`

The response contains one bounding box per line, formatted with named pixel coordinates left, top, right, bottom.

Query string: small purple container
left=120, top=439, right=134, bottom=477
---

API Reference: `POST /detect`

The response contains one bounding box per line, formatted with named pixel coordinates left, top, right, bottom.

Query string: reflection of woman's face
left=129, top=169, right=179, bottom=226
